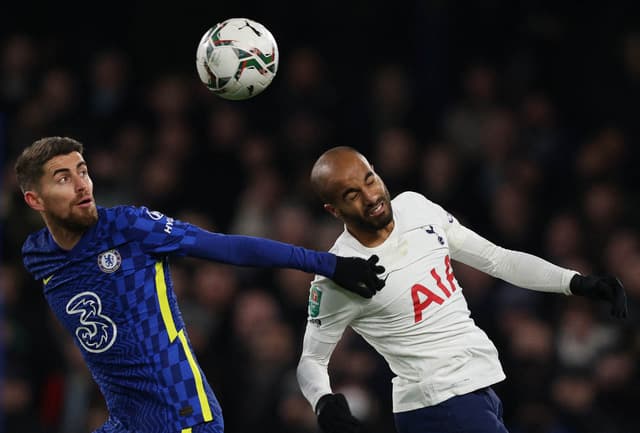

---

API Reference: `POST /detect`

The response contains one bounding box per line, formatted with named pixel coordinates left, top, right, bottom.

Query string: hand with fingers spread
left=332, top=254, right=385, bottom=298
left=570, top=274, right=628, bottom=318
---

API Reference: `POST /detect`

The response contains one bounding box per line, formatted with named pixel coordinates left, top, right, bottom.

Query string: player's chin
left=73, top=206, right=98, bottom=226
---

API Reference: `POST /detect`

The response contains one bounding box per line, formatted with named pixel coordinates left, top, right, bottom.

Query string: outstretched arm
left=448, top=223, right=627, bottom=317
left=124, top=205, right=384, bottom=296
left=182, top=227, right=385, bottom=297
left=448, top=223, right=576, bottom=293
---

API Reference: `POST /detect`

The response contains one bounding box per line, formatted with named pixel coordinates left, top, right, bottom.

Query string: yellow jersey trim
left=155, top=262, right=213, bottom=422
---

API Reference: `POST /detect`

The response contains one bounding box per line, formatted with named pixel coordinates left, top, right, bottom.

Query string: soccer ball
left=196, top=18, right=279, bottom=100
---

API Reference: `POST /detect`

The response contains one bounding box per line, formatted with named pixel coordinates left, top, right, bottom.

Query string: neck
left=347, top=220, right=395, bottom=248
left=42, top=214, right=87, bottom=251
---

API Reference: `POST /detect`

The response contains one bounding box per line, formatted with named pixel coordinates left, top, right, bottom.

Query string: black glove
left=570, top=274, right=628, bottom=319
left=332, top=255, right=385, bottom=298
left=316, top=393, right=364, bottom=433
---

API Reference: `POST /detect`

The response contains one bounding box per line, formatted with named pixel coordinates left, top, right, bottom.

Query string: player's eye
left=347, top=192, right=359, bottom=201
left=364, top=172, right=376, bottom=185
left=57, top=175, right=69, bottom=184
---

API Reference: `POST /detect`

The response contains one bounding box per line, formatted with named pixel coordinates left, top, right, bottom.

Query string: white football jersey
left=298, top=191, right=577, bottom=413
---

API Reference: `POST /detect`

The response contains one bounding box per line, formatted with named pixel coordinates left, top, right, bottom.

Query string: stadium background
left=1, top=1, right=639, bottom=432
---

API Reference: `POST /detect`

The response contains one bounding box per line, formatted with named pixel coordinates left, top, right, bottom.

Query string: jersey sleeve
left=122, top=206, right=337, bottom=275
left=297, top=276, right=360, bottom=410
left=397, top=196, right=577, bottom=294
left=448, top=222, right=577, bottom=294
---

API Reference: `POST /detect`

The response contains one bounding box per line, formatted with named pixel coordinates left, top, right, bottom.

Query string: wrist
left=569, top=273, right=585, bottom=295
left=315, top=393, right=333, bottom=415
left=324, top=253, right=338, bottom=278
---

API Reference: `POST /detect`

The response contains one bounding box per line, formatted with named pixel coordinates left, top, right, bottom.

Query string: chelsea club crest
left=98, top=249, right=122, bottom=273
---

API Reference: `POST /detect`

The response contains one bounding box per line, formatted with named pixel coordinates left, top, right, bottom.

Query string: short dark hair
left=15, top=136, right=84, bottom=192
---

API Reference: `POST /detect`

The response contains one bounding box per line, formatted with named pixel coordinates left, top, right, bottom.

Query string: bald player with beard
left=296, top=146, right=627, bottom=433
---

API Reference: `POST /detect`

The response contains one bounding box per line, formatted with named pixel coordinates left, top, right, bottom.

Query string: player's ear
left=24, top=190, right=45, bottom=212
left=324, top=203, right=340, bottom=218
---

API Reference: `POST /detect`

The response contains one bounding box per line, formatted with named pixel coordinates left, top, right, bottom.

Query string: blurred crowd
left=1, top=3, right=640, bottom=433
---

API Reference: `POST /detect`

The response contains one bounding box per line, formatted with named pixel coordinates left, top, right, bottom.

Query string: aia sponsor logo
left=411, top=255, right=458, bottom=322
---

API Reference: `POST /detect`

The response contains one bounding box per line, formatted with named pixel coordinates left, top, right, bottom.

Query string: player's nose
left=362, top=187, right=379, bottom=205
left=75, top=174, right=89, bottom=192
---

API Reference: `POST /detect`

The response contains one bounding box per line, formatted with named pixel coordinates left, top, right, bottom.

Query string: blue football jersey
left=22, top=206, right=225, bottom=432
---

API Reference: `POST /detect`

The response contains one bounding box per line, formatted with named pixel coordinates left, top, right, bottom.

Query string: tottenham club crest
left=97, top=249, right=121, bottom=273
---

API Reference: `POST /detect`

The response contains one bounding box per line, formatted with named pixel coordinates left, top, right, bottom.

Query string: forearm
left=182, top=226, right=336, bottom=276
left=297, top=331, right=336, bottom=410
left=297, top=355, right=333, bottom=411
left=450, top=225, right=577, bottom=294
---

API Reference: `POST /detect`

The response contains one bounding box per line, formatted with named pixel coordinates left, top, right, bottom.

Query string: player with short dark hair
left=297, top=146, right=627, bottom=433
left=16, top=137, right=385, bottom=433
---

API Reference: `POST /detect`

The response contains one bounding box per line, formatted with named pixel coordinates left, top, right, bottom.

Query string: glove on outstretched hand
left=570, top=274, right=628, bottom=318
left=333, top=255, right=385, bottom=298
left=316, top=393, right=364, bottom=433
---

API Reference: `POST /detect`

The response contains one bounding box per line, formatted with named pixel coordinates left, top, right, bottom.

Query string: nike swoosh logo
left=43, top=275, right=54, bottom=285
